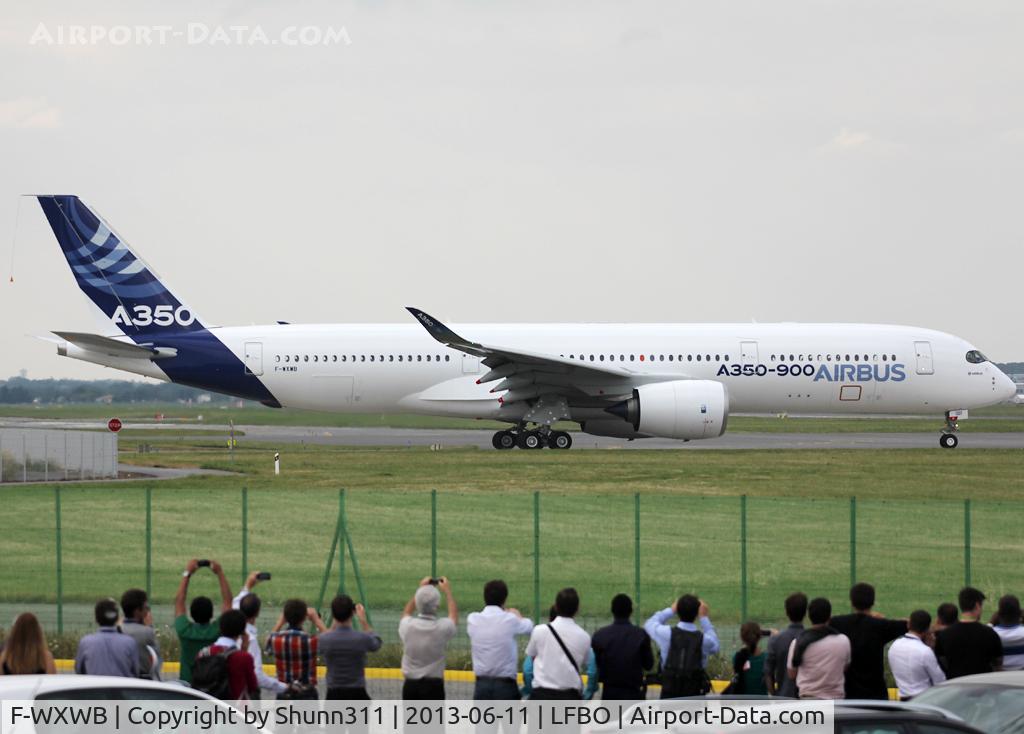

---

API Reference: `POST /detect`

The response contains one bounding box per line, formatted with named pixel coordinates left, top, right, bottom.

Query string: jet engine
left=604, top=380, right=729, bottom=440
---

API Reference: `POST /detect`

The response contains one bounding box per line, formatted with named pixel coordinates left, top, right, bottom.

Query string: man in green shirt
left=173, top=558, right=233, bottom=684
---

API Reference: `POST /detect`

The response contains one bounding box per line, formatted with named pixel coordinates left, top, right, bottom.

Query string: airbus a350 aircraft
left=34, top=195, right=1016, bottom=449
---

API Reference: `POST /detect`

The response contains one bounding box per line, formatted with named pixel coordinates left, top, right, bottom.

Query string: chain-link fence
left=0, top=428, right=118, bottom=482
left=3, top=484, right=1021, bottom=663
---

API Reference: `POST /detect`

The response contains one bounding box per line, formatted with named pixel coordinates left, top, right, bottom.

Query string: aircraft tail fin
left=35, top=195, right=205, bottom=336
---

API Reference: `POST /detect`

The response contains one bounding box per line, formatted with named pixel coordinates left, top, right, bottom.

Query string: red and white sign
left=107, top=417, right=123, bottom=433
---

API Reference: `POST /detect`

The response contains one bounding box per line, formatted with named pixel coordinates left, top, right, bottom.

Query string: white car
left=913, top=671, right=1024, bottom=734
left=0, top=676, right=259, bottom=734
left=0, top=674, right=219, bottom=702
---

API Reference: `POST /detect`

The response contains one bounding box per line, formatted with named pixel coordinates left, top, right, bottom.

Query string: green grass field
left=3, top=439, right=1023, bottom=646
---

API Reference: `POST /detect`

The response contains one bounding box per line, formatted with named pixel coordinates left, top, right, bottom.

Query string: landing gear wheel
left=517, top=431, right=544, bottom=449
left=493, top=431, right=516, bottom=450
left=940, top=433, right=959, bottom=449
left=548, top=431, right=573, bottom=450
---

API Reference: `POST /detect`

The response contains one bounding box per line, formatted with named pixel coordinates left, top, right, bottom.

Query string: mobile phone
left=760, top=629, right=772, bottom=637
left=428, top=578, right=440, bottom=585
left=256, top=572, right=272, bottom=581
left=197, top=559, right=211, bottom=568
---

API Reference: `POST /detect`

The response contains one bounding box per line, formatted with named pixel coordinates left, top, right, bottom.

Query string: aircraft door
left=914, top=341, right=934, bottom=375
left=740, top=341, right=759, bottom=365
left=244, top=342, right=263, bottom=376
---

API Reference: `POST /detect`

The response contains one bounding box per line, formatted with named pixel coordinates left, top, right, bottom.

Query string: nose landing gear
left=940, top=412, right=959, bottom=449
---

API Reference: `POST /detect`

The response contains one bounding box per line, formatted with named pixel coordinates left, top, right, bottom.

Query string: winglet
left=405, top=307, right=483, bottom=352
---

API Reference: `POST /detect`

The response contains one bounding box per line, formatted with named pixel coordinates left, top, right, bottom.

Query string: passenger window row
left=561, top=352, right=899, bottom=365
left=563, top=353, right=731, bottom=363
left=274, top=354, right=452, bottom=364
left=769, top=353, right=898, bottom=362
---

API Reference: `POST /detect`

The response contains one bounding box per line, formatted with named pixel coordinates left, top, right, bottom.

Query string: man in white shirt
left=232, top=571, right=287, bottom=698
left=468, top=579, right=534, bottom=700
left=525, top=588, right=590, bottom=700
left=888, top=610, right=946, bottom=700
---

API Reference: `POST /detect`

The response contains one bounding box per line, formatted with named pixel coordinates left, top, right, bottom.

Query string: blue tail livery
left=37, top=195, right=205, bottom=335
left=36, top=195, right=280, bottom=406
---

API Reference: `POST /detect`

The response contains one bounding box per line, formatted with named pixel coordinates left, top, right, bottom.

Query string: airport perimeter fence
left=3, top=484, right=1022, bottom=659
left=0, top=427, right=118, bottom=482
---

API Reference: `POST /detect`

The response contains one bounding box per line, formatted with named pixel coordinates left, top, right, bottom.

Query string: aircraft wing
left=406, top=307, right=681, bottom=404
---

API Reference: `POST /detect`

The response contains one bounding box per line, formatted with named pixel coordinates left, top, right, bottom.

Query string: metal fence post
left=315, top=499, right=344, bottom=618
left=431, top=489, right=438, bottom=578
left=44, top=433, right=49, bottom=482
left=145, top=486, right=152, bottom=598
left=850, top=497, right=857, bottom=587
left=55, top=486, right=63, bottom=635
left=342, top=517, right=371, bottom=627
left=241, top=487, right=249, bottom=584
left=22, top=434, right=27, bottom=482
left=63, top=431, right=68, bottom=481
left=634, top=493, right=641, bottom=611
left=740, top=495, right=748, bottom=622
left=338, top=489, right=346, bottom=595
left=964, top=499, right=972, bottom=587
left=0, top=433, right=4, bottom=482
left=533, top=491, right=541, bottom=621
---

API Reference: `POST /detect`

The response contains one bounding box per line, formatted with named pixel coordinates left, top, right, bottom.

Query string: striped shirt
left=993, top=624, right=1024, bottom=671
left=266, top=629, right=319, bottom=686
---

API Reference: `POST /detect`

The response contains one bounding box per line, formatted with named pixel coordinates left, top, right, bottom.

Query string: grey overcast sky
left=1, top=1, right=1022, bottom=380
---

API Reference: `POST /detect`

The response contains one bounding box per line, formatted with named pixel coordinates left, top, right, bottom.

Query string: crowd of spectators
left=2, top=560, right=1020, bottom=705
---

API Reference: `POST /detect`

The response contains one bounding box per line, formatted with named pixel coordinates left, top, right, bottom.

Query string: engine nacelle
left=580, top=419, right=651, bottom=440
left=606, top=380, right=729, bottom=440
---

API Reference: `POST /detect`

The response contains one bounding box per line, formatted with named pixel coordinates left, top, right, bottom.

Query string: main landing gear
left=491, top=427, right=573, bottom=450
left=940, top=411, right=959, bottom=449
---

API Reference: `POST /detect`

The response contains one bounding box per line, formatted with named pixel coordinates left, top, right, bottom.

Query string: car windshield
left=914, top=684, right=1024, bottom=734
left=965, top=350, right=988, bottom=364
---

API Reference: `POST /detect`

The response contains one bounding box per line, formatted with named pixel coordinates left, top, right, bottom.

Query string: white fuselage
left=98, top=322, right=1014, bottom=422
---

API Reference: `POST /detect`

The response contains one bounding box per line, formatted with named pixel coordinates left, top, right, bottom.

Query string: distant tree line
left=0, top=377, right=242, bottom=405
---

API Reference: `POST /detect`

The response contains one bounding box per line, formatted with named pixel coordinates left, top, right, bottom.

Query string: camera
left=257, top=572, right=272, bottom=581
left=197, top=559, right=211, bottom=568
left=428, top=578, right=440, bottom=585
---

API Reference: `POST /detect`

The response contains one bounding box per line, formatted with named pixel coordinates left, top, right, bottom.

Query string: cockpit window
left=965, top=350, right=987, bottom=364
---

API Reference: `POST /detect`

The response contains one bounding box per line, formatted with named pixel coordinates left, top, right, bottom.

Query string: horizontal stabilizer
left=53, top=331, right=177, bottom=360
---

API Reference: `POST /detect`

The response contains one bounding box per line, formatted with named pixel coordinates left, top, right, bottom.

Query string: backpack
left=660, top=628, right=711, bottom=698
left=191, top=646, right=237, bottom=700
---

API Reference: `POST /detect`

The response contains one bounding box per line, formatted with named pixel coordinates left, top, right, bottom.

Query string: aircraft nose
left=998, top=371, right=1018, bottom=402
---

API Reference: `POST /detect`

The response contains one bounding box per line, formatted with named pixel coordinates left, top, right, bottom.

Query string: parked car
left=832, top=701, right=985, bottom=734
left=0, top=675, right=256, bottom=734
left=0, top=674, right=218, bottom=701
left=913, top=671, right=1024, bottom=734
